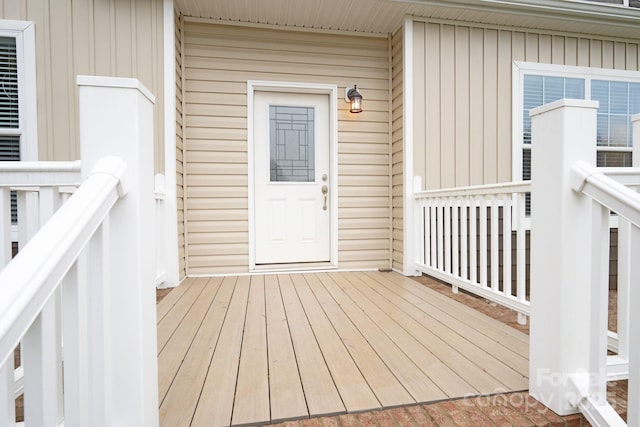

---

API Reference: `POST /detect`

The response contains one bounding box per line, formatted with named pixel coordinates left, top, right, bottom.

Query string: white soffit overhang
left=176, top=0, right=640, bottom=40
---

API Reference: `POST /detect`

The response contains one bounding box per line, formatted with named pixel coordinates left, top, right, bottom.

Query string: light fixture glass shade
left=347, top=85, right=363, bottom=113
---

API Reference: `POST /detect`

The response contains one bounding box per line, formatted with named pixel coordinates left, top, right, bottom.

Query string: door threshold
left=252, top=261, right=337, bottom=273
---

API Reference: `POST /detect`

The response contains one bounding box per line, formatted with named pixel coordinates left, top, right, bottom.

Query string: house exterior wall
left=181, top=21, right=391, bottom=274
left=391, top=28, right=404, bottom=272
left=0, top=0, right=165, bottom=171
left=409, top=19, right=640, bottom=190
left=393, top=18, right=640, bottom=274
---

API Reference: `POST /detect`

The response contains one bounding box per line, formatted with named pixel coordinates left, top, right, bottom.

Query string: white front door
left=254, top=91, right=331, bottom=265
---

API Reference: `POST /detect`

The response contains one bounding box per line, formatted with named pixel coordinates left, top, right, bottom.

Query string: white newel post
left=529, top=99, right=599, bottom=415
left=77, top=76, right=159, bottom=426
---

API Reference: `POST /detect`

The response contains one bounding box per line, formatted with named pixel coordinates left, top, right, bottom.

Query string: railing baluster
left=479, top=198, right=487, bottom=288
left=430, top=202, right=437, bottom=268
left=62, top=259, right=91, bottom=426
left=628, top=224, right=640, bottom=427
left=444, top=199, right=451, bottom=274
left=460, top=198, right=468, bottom=281
left=17, top=191, right=39, bottom=249
left=0, top=188, right=10, bottom=267
left=470, top=200, right=477, bottom=284
left=87, top=220, right=111, bottom=427
left=452, top=198, right=459, bottom=285
left=0, top=358, right=15, bottom=426
left=589, top=201, right=610, bottom=405
left=490, top=196, right=499, bottom=292
left=423, top=200, right=430, bottom=267
left=516, top=192, right=527, bottom=324
left=502, top=194, right=512, bottom=297
left=617, top=218, right=631, bottom=360
left=22, top=296, right=63, bottom=426
left=437, top=201, right=444, bottom=271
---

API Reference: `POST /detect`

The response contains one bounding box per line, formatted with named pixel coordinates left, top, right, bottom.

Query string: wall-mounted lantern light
left=345, top=85, right=363, bottom=113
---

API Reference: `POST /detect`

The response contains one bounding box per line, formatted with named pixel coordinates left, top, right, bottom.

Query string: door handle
left=321, top=185, right=328, bottom=211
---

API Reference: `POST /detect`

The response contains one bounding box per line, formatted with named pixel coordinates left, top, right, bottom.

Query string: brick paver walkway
left=270, top=393, right=587, bottom=426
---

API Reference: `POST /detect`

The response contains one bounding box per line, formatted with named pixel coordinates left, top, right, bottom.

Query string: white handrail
left=0, top=161, right=81, bottom=187
left=571, top=161, right=640, bottom=228
left=415, top=181, right=531, bottom=198
left=0, top=156, right=125, bottom=368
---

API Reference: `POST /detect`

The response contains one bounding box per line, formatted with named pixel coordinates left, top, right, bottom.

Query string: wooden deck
left=157, top=271, right=529, bottom=427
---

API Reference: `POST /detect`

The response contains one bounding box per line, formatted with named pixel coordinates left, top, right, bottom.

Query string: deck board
left=157, top=277, right=221, bottom=401
left=158, top=271, right=530, bottom=427
left=278, top=274, right=345, bottom=417
left=191, top=276, right=249, bottom=427
left=351, top=273, right=507, bottom=394
left=291, top=274, right=381, bottom=413
left=232, top=276, right=270, bottom=426
left=367, top=273, right=528, bottom=389
left=371, top=272, right=529, bottom=355
left=337, top=272, right=476, bottom=397
left=159, top=276, right=236, bottom=427
left=321, top=273, right=447, bottom=403
left=157, top=277, right=209, bottom=352
left=264, top=275, right=308, bottom=423
left=304, top=273, right=414, bottom=407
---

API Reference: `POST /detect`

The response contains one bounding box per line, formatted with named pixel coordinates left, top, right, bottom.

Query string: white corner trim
left=162, top=0, right=180, bottom=287
left=247, top=82, right=256, bottom=270
left=402, top=16, right=417, bottom=276
left=76, top=76, right=156, bottom=104
left=246, top=80, right=339, bottom=271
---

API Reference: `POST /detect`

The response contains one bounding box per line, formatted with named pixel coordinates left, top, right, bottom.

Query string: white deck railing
left=0, top=160, right=82, bottom=421
left=569, top=162, right=640, bottom=426
left=414, top=180, right=531, bottom=324
left=0, top=157, right=127, bottom=426
left=0, top=76, right=159, bottom=426
left=528, top=99, right=638, bottom=426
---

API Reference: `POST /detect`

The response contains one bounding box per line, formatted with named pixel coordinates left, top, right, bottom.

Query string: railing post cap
left=76, top=75, right=155, bottom=104
left=529, top=99, right=599, bottom=118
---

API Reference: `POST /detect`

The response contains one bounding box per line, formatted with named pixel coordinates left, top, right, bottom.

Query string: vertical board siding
left=1, top=0, right=165, bottom=170
left=411, top=21, right=640, bottom=189
left=175, top=10, right=186, bottom=280
left=183, top=22, right=390, bottom=274
left=391, top=29, right=404, bottom=271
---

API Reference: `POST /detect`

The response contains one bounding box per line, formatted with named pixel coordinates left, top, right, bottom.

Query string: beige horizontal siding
left=183, top=22, right=390, bottom=273
left=0, top=0, right=165, bottom=171
left=175, top=10, right=186, bottom=280
left=411, top=20, right=640, bottom=190
left=391, top=28, right=404, bottom=271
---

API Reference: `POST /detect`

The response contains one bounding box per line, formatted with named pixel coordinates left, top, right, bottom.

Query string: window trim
left=512, top=61, right=640, bottom=229
left=512, top=61, right=640, bottom=185
left=0, top=19, right=37, bottom=160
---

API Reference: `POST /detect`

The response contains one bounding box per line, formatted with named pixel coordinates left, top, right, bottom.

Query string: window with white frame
left=513, top=62, right=640, bottom=214
left=0, top=20, right=37, bottom=223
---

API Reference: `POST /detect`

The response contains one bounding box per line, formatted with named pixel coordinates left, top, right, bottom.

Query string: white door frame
left=247, top=81, right=339, bottom=271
